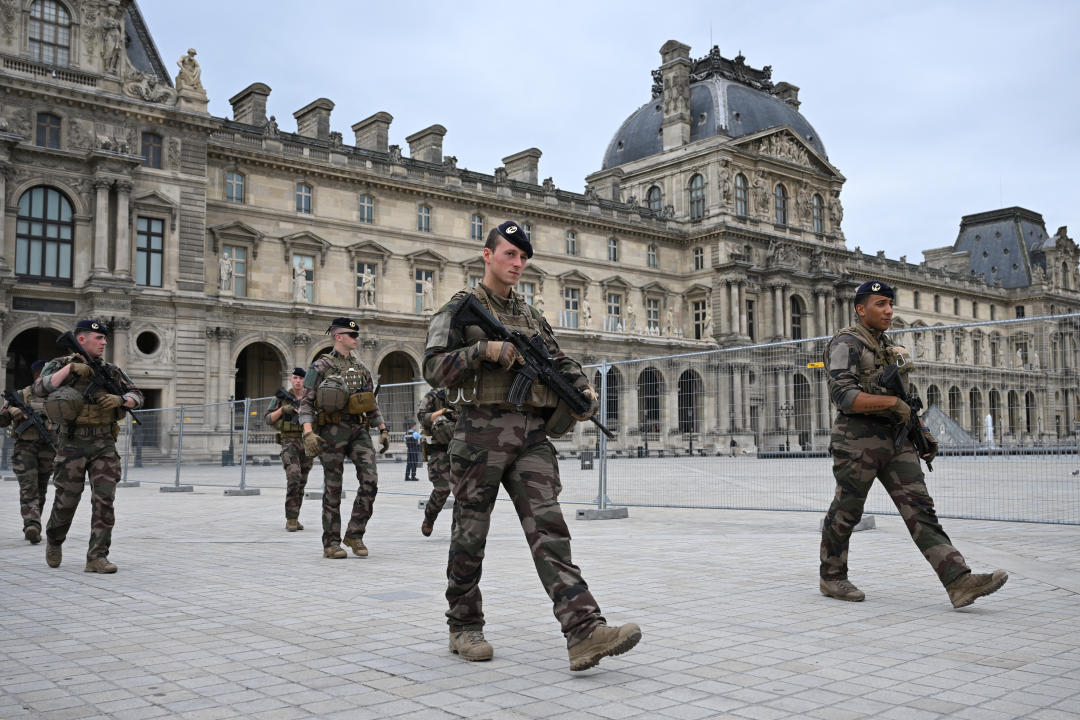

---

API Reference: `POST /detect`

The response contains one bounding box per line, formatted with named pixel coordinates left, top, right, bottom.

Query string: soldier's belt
left=64, top=424, right=116, bottom=438
left=280, top=431, right=303, bottom=438
left=427, top=443, right=449, bottom=452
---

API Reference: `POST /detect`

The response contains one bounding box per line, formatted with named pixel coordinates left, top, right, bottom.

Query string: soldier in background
left=36, top=320, right=143, bottom=573
left=0, top=360, right=57, bottom=543
left=299, top=318, right=389, bottom=559
left=424, top=220, right=641, bottom=671
left=265, top=367, right=312, bottom=532
left=820, top=280, right=1008, bottom=609
left=416, top=388, right=454, bottom=537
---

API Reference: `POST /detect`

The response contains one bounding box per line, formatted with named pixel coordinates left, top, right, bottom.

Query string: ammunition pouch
left=315, top=376, right=349, bottom=413
left=44, top=386, right=84, bottom=424
left=543, top=399, right=578, bottom=439
left=431, top=415, right=455, bottom=445
left=347, top=391, right=376, bottom=415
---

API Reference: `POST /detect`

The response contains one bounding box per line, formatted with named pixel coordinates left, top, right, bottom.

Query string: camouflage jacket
left=299, top=350, right=384, bottom=427
left=0, top=385, right=55, bottom=442
left=824, top=321, right=902, bottom=423
left=264, top=388, right=302, bottom=434
left=33, top=354, right=143, bottom=415
left=416, top=388, right=452, bottom=435
left=423, top=283, right=588, bottom=406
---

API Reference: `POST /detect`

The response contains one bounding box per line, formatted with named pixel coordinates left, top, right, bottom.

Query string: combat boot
left=568, top=622, right=642, bottom=671
left=84, top=556, right=118, bottom=574
left=285, top=518, right=303, bottom=532
left=24, top=526, right=41, bottom=544
left=343, top=537, right=368, bottom=557
left=947, top=570, right=1008, bottom=608
left=820, top=577, right=865, bottom=602
left=45, top=542, right=61, bottom=568
left=323, top=545, right=347, bottom=559
left=449, top=630, right=493, bottom=661
left=421, top=519, right=433, bottom=537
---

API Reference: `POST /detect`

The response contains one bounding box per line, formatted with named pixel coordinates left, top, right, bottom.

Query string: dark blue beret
left=495, top=220, right=533, bottom=259
left=326, top=317, right=359, bottom=334
left=854, top=280, right=895, bottom=300
left=30, top=360, right=46, bottom=374
left=291, top=367, right=306, bottom=378
left=75, top=319, right=108, bottom=335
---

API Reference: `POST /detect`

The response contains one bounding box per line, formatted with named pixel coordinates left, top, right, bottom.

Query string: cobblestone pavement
left=1, top=476, right=1078, bottom=719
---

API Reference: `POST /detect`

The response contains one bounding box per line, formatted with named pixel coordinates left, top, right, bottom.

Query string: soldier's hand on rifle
left=68, top=361, right=93, bottom=379
left=481, top=340, right=523, bottom=371
left=9, top=406, right=25, bottom=421
left=379, top=427, right=390, bottom=454
left=920, top=424, right=938, bottom=463
left=98, top=394, right=125, bottom=410
left=303, top=431, right=324, bottom=457
left=886, top=396, right=911, bottom=427
left=570, top=386, right=599, bottom=422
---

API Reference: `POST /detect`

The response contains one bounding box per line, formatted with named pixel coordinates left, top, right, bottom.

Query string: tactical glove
left=921, top=424, right=938, bottom=463
left=9, top=406, right=25, bottom=421
left=868, top=396, right=910, bottom=426
left=379, top=428, right=390, bottom=454
left=570, top=386, right=599, bottom=422
left=0, top=408, right=13, bottom=426
left=303, top=431, right=324, bottom=457
left=98, top=394, right=125, bottom=411
left=68, top=362, right=93, bottom=379
left=481, top=340, right=523, bottom=371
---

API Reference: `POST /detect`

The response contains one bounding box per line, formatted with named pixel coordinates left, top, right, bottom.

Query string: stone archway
left=377, top=351, right=420, bottom=432
left=235, top=341, right=286, bottom=400
left=5, top=326, right=62, bottom=390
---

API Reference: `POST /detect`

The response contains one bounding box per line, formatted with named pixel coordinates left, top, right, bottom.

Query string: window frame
left=35, top=112, right=61, bottom=149
left=693, top=246, right=704, bottom=271
left=29, top=0, right=71, bottom=66
left=688, top=173, right=705, bottom=221
left=358, top=194, right=374, bottom=224
left=561, top=286, right=581, bottom=329
left=225, top=171, right=245, bottom=204
left=470, top=213, right=484, bottom=241
left=647, top=185, right=662, bottom=213
left=15, top=185, right=74, bottom=285
left=607, top=237, right=618, bottom=262
left=135, top=215, right=164, bottom=287
left=414, top=267, right=435, bottom=314
left=605, top=291, right=622, bottom=332
left=647, top=244, right=658, bottom=269
left=223, top=244, right=248, bottom=298
left=417, top=203, right=431, bottom=232
left=292, top=253, right=315, bottom=303
left=565, top=229, right=577, bottom=256
left=774, top=183, right=788, bottom=226
left=141, top=132, right=163, bottom=169
left=812, top=193, right=824, bottom=233
left=645, top=297, right=661, bottom=334
left=295, top=182, right=313, bottom=214
left=734, top=173, right=748, bottom=218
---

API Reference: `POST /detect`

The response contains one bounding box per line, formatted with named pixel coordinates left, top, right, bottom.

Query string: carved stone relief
left=167, top=138, right=181, bottom=169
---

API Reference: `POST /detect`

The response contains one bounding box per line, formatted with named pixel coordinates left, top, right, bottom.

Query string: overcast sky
left=140, top=0, right=1079, bottom=262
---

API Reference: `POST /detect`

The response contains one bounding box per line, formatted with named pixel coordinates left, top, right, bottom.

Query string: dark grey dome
left=601, top=76, right=826, bottom=170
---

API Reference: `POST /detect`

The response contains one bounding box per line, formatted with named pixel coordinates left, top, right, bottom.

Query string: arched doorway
left=677, top=369, right=702, bottom=433
left=235, top=342, right=286, bottom=400
left=637, top=367, right=663, bottom=439
left=948, top=386, right=963, bottom=423
left=793, top=373, right=812, bottom=448
left=5, top=326, right=62, bottom=389
left=592, top=367, right=622, bottom=427
left=377, top=351, right=419, bottom=432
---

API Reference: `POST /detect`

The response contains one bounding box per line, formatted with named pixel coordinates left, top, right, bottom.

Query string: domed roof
left=601, top=74, right=826, bottom=171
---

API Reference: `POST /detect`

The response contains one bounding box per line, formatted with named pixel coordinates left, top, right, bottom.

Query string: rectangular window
left=296, top=183, right=312, bottom=214
left=293, top=254, right=314, bottom=303
left=415, top=268, right=433, bottom=314
left=953, top=297, right=959, bottom=315
left=646, top=298, right=660, bottom=334
left=934, top=334, right=943, bottom=360
left=522, top=223, right=532, bottom=241
left=608, top=237, right=618, bottom=262
left=1015, top=305, right=1025, bottom=319
left=225, top=172, right=244, bottom=203
left=470, top=214, right=483, bottom=241
left=692, top=300, right=708, bottom=340
left=991, top=340, right=1000, bottom=366
left=224, top=245, right=247, bottom=297
left=141, top=132, right=162, bottom=169
left=135, top=216, right=163, bottom=287
left=973, top=338, right=982, bottom=364
left=29, top=1, right=70, bottom=65
left=746, top=299, right=755, bottom=341
left=356, top=262, right=376, bottom=306
left=991, top=305, right=997, bottom=321
left=934, top=295, right=941, bottom=313
left=468, top=274, right=482, bottom=288
left=953, top=336, right=963, bottom=361
left=647, top=245, right=658, bottom=269
left=35, top=113, right=61, bottom=149
left=913, top=291, right=920, bottom=309
left=358, top=195, right=374, bottom=224
left=562, top=287, right=580, bottom=328
left=518, top=281, right=535, bottom=306
left=417, top=204, right=431, bottom=232
left=565, top=230, right=577, bottom=256
left=605, top=292, right=621, bottom=331
left=693, top=247, right=704, bottom=270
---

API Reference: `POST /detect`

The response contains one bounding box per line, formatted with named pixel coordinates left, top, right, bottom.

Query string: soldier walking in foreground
left=36, top=320, right=143, bottom=573
left=424, top=220, right=640, bottom=671
left=417, top=388, right=455, bottom=537
left=0, top=360, right=57, bottom=543
left=820, top=280, right=1007, bottom=608
left=299, top=318, right=389, bottom=559
left=265, top=367, right=313, bottom=531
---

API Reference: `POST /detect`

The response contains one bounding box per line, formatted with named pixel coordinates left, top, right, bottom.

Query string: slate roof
left=954, top=207, right=1049, bottom=289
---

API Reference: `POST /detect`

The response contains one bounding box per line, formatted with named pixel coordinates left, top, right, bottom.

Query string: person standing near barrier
left=0, top=360, right=57, bottom=544
left=35, top=320, right=143, bottom=573
left=265, top=367, right=312, bottom=532
left=820, top=280, right=1008, bottom=608
left=299, top=318, right=389, bottom=559
left=404, top=422, right=421, bottom=481
left=424, top=219, right=640, bottom=670
left=416, top=388, right=454, bottom=537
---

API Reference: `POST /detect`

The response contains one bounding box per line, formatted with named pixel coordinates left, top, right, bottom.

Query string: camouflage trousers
left=446, top=405, right=604, bottom=646
left=11, top=437, right=55, bottom=530
left=280, top=436, right=313, bottom=520
left=821, top=421, right=970, bottom=586
left=317, top=421, right=378, bottom=548
left=45, top=431, right=121, bottom=561
left=424, top=446, right=452, bottom=526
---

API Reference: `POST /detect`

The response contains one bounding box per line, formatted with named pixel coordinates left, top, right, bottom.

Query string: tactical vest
left=55, top=355, right=124, bottom=426
left=8, top=386, right=53, bottom=441
left=275, top=390, right=303, bottom=436
left=449, top=286, right=558, bottom=408
left=828, top=324, right=906, bottom=396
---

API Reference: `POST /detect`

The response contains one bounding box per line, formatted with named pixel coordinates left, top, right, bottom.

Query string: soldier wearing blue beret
left=0, top=358, right=57, bottom=544
left=265, top=366, right=312, bottom=531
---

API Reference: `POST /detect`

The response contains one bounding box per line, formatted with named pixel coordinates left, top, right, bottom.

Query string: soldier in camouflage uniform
left=299, top=317, right=389, bottom=559
left=424, top=220, right=641, bottom=671
left=0, top=360, right=57, bottom=543
left=265, top=367, right=313, bottom=532
left=820, top=280, right=1008, bottom=609
left=35, top=320, right=143, bottom=574
left=417, top=388, right=455, bottom=536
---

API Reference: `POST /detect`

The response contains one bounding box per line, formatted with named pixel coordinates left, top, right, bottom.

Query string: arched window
left=734, top=173, right=748, bottom=218
left=989, top=389, right=1002, bottom=436
left=812, top=193, right=824, bottom=233
left=646, top=186, right=662, bottom=213
left=15, top=186, right=73, bottom=283
left=677, top=369, right=702, bottom=433
left=948, top=386, right=963, bottom=423
left=926, top=385, right=942, bottom=409
left=688, top=174, right=705, bottom=220
left=790, top=296, right=805, bottom=340
left=969, top=388, right=983, bottom=436
left=637, top=367, right=663, bottom=435
left=29, top=0, right=71, bottom=66
left=1025, top=391, right=1037, bottom=434
left=774, top=183, right=788, bottom=225
left=225, top=171, right=244, bottom=203
left=592, top=367, right=622, bottom=426
left=1007, top=390, right=1020, bottom=434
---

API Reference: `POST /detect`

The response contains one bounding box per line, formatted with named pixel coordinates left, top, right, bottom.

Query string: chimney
left=228, top=83, right=271, bottom=126
left=502, top=148, right=542, bottom=184
left=659, top=40, right=692, bottom=151
left=405, top=124, right=447, bottom=163
left=774, top=82, right=801, bottom=109
left=352, top=112, right=393, bottom=152
left=293, top=98, right=334, bottom=140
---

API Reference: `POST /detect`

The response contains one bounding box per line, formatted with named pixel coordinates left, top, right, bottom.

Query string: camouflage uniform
left=0, top=386, right=57, bottom=533
left=424, top=283, right=605, bottom=647
left=417, top=389, right=453, bottom=527
left=299, top=351, right=383, bottom=549
left=821, top=321, right=970, bottom=587
left=265, top=389, right=312, bottom=521
left=35, top=355, right=143, bottom=562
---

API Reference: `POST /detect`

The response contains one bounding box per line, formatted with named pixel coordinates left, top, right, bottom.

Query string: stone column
left=217, top=328, right=236, bottom=430
left=293, top=333, right=310, bottom=370
left=716, top=282, right=728, bottom=335
left=782, top=285, right=791, bottom=339
left=0, top=166, right=10, bottom=273
left=773, top=286, right=783, bottom=339
left=92, top=179, right=111, bottom=277
left=729, top=282, right=739, bottom=335
left=719, top=365, right=731, bottom=432
left=114, top=181, right=132, bottom=279
left=206, top=327, right=219, bottom=414
left=741, top=367, right=751, bottom=435
left=738, top=283, right=748, bottom=337
left=732, top=364, right=743, bottom=430
left=111, top=318, right=131, bottom=371
left=816, top=292, right=826, bottom=337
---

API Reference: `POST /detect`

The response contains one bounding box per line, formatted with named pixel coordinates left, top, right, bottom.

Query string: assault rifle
left=55, top=331, right=139, bottom=426
left=881, top=362, right=934, bottom=471
left=274, top=388, right=297, bottom=421
left=451, top=294, right=615, bottom=439
left=2, top=389, right=57, bottom=451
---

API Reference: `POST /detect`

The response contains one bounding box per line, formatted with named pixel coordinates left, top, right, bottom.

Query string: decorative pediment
left=132, top=190, right=179, bottom=230
left=208, top=221, right=264, bottom=258
left=732, top=126, right=843, bottom=179
left=558, top=269, right=591, bottom=286
left=282, top=231, right=331, bottom=266
left=599, top=274, right=632, bottom=292
left=406, top=248, right=448, bottom=267
left=685, top=282, right=711, bottom=297
left=640, top=280, right=673, bottom=296
left=348, top=240, right=392, bottom=274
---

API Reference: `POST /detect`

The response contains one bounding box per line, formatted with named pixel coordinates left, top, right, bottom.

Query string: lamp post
left=779, top=401, right=793, bottom=453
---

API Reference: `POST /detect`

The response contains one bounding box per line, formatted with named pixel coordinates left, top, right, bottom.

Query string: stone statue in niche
left=422, top=277, right=435, bottom=313
left=218, top=255, right=233, bottom=293
left=292, top=264, right=307, bottom=303
left=626, top=298, right=636, bottom=332
left=359, top=267, right=376, bottom=306
left=583, top=300, right=592, bottom=326
left=101, top=5, right=124, bottom=75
